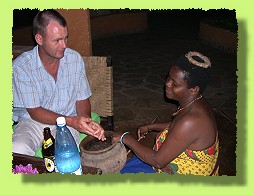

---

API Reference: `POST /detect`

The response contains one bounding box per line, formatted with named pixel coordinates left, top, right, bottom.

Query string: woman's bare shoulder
left=171, top=110, right=210, bottom=137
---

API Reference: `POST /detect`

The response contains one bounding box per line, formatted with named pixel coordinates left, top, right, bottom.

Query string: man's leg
left=12, top=119, right=44, bottom=156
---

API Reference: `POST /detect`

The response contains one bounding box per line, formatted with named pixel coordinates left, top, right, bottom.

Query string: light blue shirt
left=12, top=46, right=92, bottom=122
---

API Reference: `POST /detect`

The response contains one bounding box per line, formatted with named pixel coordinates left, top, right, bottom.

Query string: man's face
left=39, top=20, right=68, bottom=59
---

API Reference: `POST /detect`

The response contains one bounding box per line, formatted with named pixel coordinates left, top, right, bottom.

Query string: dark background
left=13, top=9, right=237, bottom=32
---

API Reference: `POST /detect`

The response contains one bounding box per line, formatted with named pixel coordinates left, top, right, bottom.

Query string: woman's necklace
left=172, top=95, right=203, bottom=116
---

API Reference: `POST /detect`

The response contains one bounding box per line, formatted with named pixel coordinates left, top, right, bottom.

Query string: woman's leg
left=120, top=155, right=156, bottom=174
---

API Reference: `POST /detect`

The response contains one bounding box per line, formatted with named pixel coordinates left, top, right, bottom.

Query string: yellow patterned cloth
left=153, top=129, right=219, bottom=176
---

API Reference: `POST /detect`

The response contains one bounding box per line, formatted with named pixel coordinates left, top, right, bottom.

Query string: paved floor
left=93, top=12, right=237, bottom=176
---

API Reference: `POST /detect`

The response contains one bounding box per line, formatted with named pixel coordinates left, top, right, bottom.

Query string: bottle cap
left=56, top=117, right=66, bottom=126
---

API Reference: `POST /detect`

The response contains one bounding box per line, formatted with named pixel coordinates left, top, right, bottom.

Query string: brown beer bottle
left=42, top=127, right=56, bottom=173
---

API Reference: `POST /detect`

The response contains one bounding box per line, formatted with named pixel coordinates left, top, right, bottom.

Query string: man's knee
left=12, top=140, right=35, bottom=156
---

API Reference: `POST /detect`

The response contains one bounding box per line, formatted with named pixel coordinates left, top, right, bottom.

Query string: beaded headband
left=185, top=51, right=211, bottom=68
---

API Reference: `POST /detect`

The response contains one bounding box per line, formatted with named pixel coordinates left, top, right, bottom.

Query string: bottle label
left=44, top=156, right=55, bottom=172
left=43, top=138, right=53, bottom=149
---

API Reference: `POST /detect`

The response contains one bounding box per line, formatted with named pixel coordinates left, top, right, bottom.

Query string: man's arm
left=76, top=99, right=91, bottom=117
left=26, top=106, right=89, bottom=131
left=26, top=99, right=91, bottom=125
left=26, top=107, right=61, bottom=125
left=27, top=106, right=105, bottom=140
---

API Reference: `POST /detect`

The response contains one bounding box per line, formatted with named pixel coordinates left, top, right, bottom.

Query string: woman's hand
left=137, top=125, right=150, bottom=140
left=111, top=132, right=122, bottom=144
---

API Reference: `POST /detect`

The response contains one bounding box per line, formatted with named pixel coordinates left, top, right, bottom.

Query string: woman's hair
left=33, top=9, right=67, bottom=36
left=172, top=51, right=212, bottom=93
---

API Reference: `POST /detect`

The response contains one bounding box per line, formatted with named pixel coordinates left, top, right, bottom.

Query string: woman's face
left=165, top=66, right=191, bottom=101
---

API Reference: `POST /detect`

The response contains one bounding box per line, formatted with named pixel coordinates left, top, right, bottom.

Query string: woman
left=112, top=51, right=219, bottom=176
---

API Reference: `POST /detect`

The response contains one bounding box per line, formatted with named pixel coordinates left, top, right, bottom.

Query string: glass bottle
left=54, top=117, right=82, bottom=175
left=42, top=127, right=56, bottom=173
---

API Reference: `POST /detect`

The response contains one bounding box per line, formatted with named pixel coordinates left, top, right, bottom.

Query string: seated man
left=12, top=9, right=105, bottom=156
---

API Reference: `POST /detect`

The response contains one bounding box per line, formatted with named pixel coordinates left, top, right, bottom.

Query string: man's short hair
left=33, top=9, right=67, bottom=36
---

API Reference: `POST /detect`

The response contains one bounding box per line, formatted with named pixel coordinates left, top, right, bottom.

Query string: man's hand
left=67, top=116, right=106, bottom=141
left=88, top=121, right=106, bottom=141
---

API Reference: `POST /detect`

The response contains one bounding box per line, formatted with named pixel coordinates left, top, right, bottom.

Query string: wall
left=12, top=27, right=35, bottom=46
left=56, top=9, right=92, bottom=56
left=12, top=10, right=148, bottom=53
left=12, top=9, right=92, bottom=56
left=199, top=22, right=238, bottom=54
left=91, top=11, right=148, bottom=39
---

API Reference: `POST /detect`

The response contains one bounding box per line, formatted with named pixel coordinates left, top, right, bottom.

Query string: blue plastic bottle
left=55, top=117, right=82, bottom=175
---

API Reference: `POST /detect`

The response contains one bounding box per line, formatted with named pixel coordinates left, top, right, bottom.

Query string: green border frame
left=0, top=0, right=251, bottom=193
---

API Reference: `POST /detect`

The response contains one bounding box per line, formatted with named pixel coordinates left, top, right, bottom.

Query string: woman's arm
left=137, top=122, right=171, bottom=140
left=146, top=122, right=171, bottom=131
left=113, top=116, right=197, bottom=169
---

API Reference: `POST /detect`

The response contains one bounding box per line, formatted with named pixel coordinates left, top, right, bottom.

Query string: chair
left=83, top=56, right=114, bottom=131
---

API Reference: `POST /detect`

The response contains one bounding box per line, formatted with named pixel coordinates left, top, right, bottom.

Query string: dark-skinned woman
left=112, top=51, right=219, bottom=176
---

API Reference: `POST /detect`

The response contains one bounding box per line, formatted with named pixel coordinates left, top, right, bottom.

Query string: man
left=12, top=9, right=105, bottom=156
